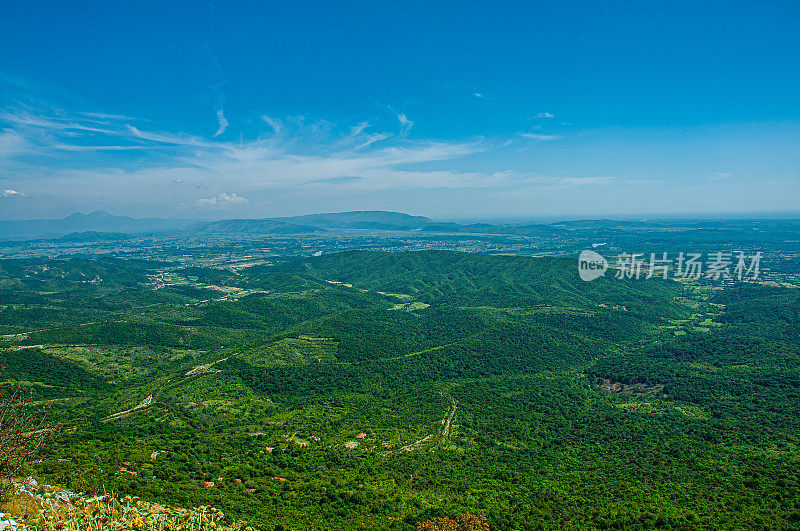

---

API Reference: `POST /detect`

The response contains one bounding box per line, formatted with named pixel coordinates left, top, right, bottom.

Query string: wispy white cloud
left=397, top=114, right=414, bottom=135
left=1, top=110, right=119, bottom=135
left=213, top=109, right=229, bottom=137
left=52, top=144, right=151, bottom=151
left=349, top=121, right=369, bottom=136
left=78, top=111, right=135, bottom=120
left=344, top=121, right=392, bottom=149
left=355, top=133, right=391, bottom=150
left=520, top=133, right=562, bottom=140
left=1, top=103, right=598, bottom=212
left=0, top=129, right=30, bottom=156
left=127, top=126, right=218, bottom=148
left=262, top=115, right=282, bottom=134
left=3, top=83, right=798, bottom=218
left=556, top=176, right=616, bottom=187
left=194, top=192, right=248, bottom=208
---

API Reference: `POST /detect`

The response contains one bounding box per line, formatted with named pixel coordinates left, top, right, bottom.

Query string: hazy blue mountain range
left=269, top=211, right=433, bottom=230
left=189, top=219, right=324, bottom=234
left=0, top=210, right=433, bottom=239
left=0, top=211, right=193, bottom=239
left=3, top=210, right=800, bottom=243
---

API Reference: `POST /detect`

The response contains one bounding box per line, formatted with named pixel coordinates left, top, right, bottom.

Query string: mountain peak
left=64, top=210, right=117, bottom=220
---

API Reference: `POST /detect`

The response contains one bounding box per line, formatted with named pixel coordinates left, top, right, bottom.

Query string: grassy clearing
left=388, top=302, right=430, bottom=311
left=241, top=337, right=338, bottom=367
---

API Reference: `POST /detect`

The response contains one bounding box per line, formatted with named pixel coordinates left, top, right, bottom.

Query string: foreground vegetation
left=2, top=480, right=252, bottom=530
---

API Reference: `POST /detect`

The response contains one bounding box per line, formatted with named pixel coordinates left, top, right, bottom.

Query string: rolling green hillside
left=1, top=251, right=798, bottom=529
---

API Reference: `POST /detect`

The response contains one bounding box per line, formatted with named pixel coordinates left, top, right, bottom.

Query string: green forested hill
left=1, top=251, right=799, bottom=529
left=284, top=250, right=682, bottom=313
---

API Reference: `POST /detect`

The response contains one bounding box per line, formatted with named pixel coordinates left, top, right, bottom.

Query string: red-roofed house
left=356, top=432, right=366, bottom=439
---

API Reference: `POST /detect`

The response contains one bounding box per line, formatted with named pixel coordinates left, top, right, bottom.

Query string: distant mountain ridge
left=421, top=222, right=569, bottom=236
left=0, top=210, right=435, bottom=239
left=5, top=210, right=800, bottom=241
left=269, top=211, right=432, bottom=230
left=11, top=209, right=774, bottom=241
left=190, top=211, right=433, bottom=234
left=0, top=211, right=193, bottom=239
left=190, top=219, right=324, bottom=234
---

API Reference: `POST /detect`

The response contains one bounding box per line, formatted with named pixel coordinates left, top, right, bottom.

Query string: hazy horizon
left=4, top=207, right=800, bottom=225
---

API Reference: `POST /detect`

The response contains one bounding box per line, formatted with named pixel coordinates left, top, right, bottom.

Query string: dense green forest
left=1, top=251, right=799, bottom=529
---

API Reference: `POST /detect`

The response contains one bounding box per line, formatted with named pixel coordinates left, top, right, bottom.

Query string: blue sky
left=1, top=1, right=798, bottom=220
